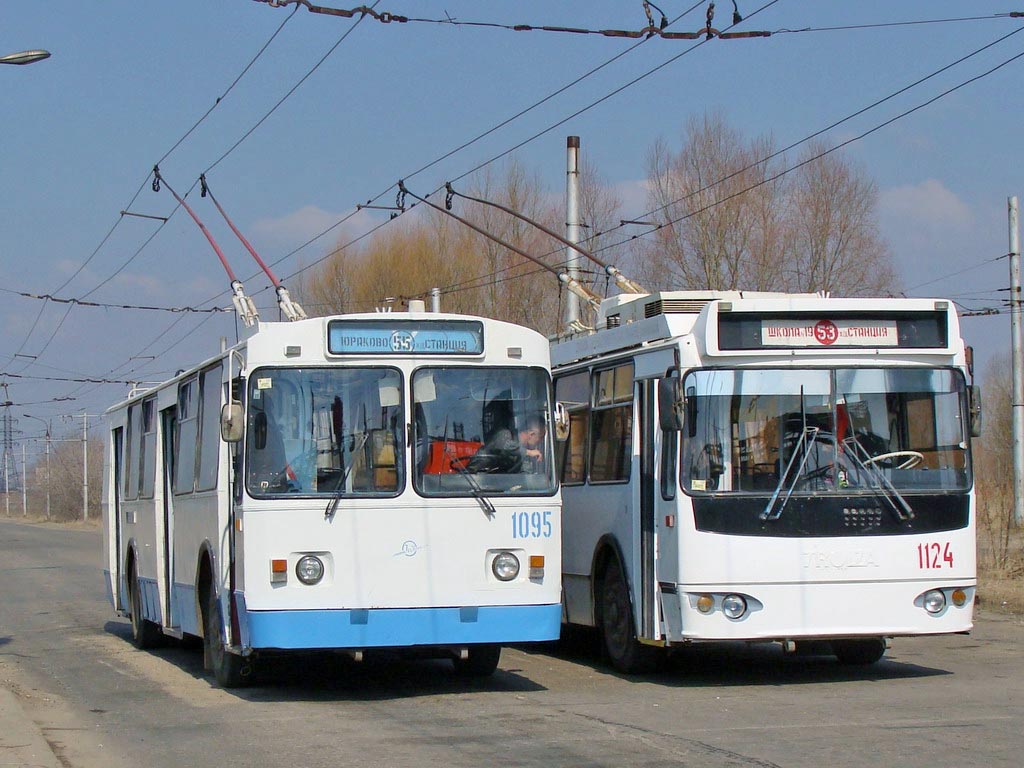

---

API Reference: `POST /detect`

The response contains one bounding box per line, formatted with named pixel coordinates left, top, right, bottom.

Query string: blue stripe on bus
left=238, top=599, right=561, bottom=649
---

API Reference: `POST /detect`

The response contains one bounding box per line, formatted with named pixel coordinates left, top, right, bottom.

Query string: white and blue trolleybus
left=553, top=291, right=979, bottom=672
left=102, top=308, right=562, bottom=685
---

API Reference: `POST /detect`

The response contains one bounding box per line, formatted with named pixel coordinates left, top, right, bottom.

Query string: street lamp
left=22, top=414, right=51, bottom=521
left=0, top=50, right=51, bottom=66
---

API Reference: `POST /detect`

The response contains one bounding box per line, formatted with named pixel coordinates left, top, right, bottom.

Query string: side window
left=590, top=362, right=634, bottom=483
left=555, top=370, right=590, bottom=485
left=174, top=377, right=198, bottom=494
left=124, top=404, right=140, bottom=501
left=139, top=398, right=157, bottom=499
left=661, top=375, right=678, bottom=500
left=196, top=364, right=223, bottom=492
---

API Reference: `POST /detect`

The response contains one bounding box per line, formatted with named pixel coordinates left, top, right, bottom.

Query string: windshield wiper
left=444, top=444, right=496, bottom=519
left=324, top=431, right=369, bottom=521
left=761, top=426, right=820, bottom=521
left=841, top=437, right=914, bottom=522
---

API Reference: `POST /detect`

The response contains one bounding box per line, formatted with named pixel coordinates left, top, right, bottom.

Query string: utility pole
left=23, top=414, right=51, bottom=520
left=2, top=383, right=12, bottom=516
left=1010, top=196, right=1023, bottom=526
left=21, top=442, right=26, bottom=516
left=66, top=412, right=92, bottom=521
left=563, top=135, right=582, bottom=330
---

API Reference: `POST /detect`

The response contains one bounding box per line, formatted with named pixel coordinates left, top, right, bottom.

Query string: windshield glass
left=682, top=367, right=969, bottom=495
left=246, top=367, right=403, bottom=497
left=412, top=367, right=556, bottom=496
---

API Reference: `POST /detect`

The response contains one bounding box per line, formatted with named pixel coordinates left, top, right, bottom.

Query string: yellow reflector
left=271, top=559, right=288, bottom=573
left=529, top=555, right=545, bottom=568
left=697, top=594, right=714, bottom=613
left=952, top=588, right=967, bottom=607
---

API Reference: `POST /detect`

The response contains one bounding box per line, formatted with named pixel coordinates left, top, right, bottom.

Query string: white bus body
left=102, top=311, right=561, bottom=685
left=553, top=291, right=977, bottom=672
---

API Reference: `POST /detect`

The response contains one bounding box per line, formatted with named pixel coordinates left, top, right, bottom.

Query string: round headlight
left=296, top=555, right=325, bottom=585
left=923, top=589, right=946, bottom=614
left=492, top=552, right=520, bottom=581
left=721, top=594, right=748, bottom=620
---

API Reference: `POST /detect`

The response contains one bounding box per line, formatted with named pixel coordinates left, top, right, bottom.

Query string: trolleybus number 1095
left=917, top=541, right=954, bottom=570
left=511, top=510, right=554, bottom=539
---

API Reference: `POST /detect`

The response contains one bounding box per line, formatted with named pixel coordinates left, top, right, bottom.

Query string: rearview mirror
left=968, top=384, right=982, bottom=438
left=658, top=377, right=683, bottom=432
left=553, top=402, right=571, bottom=442
left=221, top=402, right=244, bottom=443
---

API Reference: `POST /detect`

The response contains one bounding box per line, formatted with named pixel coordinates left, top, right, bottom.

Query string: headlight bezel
left=295, top=555, right=325, bottom=585
left=491, top=551, right=521, bottom=582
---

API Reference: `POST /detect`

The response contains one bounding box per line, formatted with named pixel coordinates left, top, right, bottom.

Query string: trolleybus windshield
left=681, top=367, right=970, bottom=496
left=412, top=367, right=556, bottom=496
left=246, top=367, right=404, bottom=497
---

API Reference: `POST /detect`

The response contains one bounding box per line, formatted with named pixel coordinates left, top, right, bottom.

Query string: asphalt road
left=1, top=518, right=1021, bottom=768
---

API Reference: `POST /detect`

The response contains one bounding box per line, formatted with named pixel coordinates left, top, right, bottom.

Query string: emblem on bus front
left=396, top=540, right=425, bottom=558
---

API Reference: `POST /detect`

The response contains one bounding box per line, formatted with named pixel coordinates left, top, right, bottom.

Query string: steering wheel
left=863, top=450, right=924, bottom=469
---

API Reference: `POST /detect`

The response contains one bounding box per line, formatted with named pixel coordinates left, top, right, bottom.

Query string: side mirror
left=553, top=402, right=571, bottom=442
left=221, top=402, right=244, bottom=443
left=658, top=377, right=684, bottom=432
left=968, top=384, right=982, bottom=438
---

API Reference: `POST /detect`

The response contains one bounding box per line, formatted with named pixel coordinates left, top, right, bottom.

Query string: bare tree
left=974, top=356, right=1020, bottom=572
left=638, top=111, right=898, bottom=296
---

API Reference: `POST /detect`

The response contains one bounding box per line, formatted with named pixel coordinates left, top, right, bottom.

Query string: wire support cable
left=0, top=287, right=229, bottom=315
left=255, top=0, right=772, bottom=40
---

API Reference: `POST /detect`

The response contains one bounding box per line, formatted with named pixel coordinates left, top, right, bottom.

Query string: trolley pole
left=563, top=136, right=582, bottom=330
left=1010, top=196, right=1023, bottom=526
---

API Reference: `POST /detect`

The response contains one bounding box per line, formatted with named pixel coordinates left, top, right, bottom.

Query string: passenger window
left=590, top=363, right=633, bottom=483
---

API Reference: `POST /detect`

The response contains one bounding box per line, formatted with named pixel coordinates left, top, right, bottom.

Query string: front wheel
left=831, top=638, right=887, bottom=665
left=599, top=559, right=660, bottom=674
left=128, top=562, right=161, bottom=649
left=452, top=644, right=501, bottom=677
left=204, top=590, right=252, bottom=687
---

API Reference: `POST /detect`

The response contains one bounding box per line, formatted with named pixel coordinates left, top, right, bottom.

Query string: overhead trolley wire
left=5, top=7, right=301, bottom=373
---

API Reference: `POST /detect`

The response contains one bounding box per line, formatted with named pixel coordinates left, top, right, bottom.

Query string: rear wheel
left=452, top=644, right=501, bottom=677
left=204, top=589, right=251, bottom=688
left=831, top=638, right=887, bottom=665
left=599, top=559, right=660, bottom=674
left=128, top=562, right=161, bottom=649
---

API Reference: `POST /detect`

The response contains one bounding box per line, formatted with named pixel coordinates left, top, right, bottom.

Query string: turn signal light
left=271, top=558, right=288, bottom=584
left=952, top=588, right=967, bottom=607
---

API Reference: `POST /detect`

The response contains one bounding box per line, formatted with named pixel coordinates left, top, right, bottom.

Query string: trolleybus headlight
left=492, top=552, right=520, bottom=581
left=722, top=594, right=748, bottom=620
left=295, top=555, right=325, bottom=585
left=923, top=589, right=946, bottom=614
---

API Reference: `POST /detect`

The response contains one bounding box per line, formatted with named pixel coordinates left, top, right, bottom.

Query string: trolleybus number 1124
left=917, top=542, right=954, bottom=570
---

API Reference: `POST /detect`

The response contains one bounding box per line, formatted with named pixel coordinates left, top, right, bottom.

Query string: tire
left=599, top=559, right=660, bottom=674
left=204, top=589, right=251, bottom=688
left=128, top=562, right=162, bottom=649
left=452, top=644, right=501, bottom=677
left=831, top=638, right=887, bottom=665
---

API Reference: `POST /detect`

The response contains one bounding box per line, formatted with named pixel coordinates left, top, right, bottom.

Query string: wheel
left=128, top=562, right=161, bottom=649
left=452, top=644, right=501, bottom=677
left=204, top=589, right=251, bottom=688
left=863, top=450, right=923, bottom=469
left=599, top=559, right=660, bottom=674
left=831, top=638, right=887, bottom=665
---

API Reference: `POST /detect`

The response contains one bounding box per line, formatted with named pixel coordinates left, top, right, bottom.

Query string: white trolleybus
left=553, top=290, right=980, bottom=672
left=102, top=308, right=562, bottom=686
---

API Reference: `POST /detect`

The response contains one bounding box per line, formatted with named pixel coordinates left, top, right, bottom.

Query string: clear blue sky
left=2, top=1, right=1022, bottom=449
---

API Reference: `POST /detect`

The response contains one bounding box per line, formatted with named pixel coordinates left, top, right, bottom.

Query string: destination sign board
left=718, top=311, right=948, bottom=351
left=761, top=319, right=899, bottom=347
left=328, top=319, right=484, bottom=356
